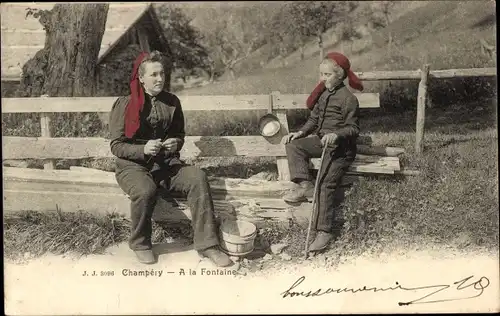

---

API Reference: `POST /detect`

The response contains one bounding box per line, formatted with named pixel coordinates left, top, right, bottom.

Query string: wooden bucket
left=219, top=220, right=257, bottom=256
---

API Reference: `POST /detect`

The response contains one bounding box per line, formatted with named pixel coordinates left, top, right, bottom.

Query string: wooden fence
left=2, top=91, right=389, bottom=180
left=2, top=66, right=496, bottom=179
left=353, top=66, right=496, bottom=154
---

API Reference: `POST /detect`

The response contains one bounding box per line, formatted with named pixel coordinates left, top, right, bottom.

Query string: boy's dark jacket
left=299, top=82, right=360, bottom=152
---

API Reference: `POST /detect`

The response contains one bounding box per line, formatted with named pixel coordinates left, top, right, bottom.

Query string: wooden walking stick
left=304, top=144, right=329, bottom=259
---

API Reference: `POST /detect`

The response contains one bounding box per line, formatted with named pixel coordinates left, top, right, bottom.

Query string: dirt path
left=5, top=242, right=499, bottom=315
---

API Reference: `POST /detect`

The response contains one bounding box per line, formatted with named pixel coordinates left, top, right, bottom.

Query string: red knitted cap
left=305, top=52, right=363, bottom=110
left=125, top=52, right=150, bottom=138
left=326, top=52, right=363, bottom=92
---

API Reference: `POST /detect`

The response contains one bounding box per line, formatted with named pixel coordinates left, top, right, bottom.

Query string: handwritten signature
left=280, top=275, right=490, bottom=305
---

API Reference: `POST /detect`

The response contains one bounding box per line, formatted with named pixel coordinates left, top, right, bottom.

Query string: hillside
left=177, top=0, right=496, bottom=96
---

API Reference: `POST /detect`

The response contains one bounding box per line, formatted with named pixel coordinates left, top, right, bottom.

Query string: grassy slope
left=177, top=1, right=496, bottom=96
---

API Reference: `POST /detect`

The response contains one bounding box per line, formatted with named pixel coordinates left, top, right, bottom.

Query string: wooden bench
left=2, top=91, right=403, bottom=177
left=2, top=91, right=404, bottom=224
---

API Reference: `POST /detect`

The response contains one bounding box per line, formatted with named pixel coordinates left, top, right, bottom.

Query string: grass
left=4, top=103, right=498, bottom=261
left=3, top=208, right=195, bottom=262
left=251, top=128, right=499, bottom=260
left=4, top=209, right=130, bottom=260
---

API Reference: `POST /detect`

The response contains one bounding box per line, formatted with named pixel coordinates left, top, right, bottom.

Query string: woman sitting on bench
left=108, top=51, right=232, bottom=267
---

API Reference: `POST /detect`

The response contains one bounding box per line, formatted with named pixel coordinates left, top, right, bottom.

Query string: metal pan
left=258, top=113, right=281, bottom=137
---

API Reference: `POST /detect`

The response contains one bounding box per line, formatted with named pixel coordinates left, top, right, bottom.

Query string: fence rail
left=354, top=67, right=496, bottom=80
left=1, top=92, right=379, bottom=113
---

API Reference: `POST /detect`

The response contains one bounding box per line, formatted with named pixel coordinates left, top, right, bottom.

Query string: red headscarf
left=125, top=52, right=150, bottom=138
left=305, top=52, right=363, bottom=110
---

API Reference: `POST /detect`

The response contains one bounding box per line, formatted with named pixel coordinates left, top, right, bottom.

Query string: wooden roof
left=1, top=2, right=159, bottom=81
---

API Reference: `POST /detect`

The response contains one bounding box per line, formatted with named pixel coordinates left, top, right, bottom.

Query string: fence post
left=415, top=64, right=430, bottom=154
left=271, top=91, right=291, bottom=181
left=40, top=113, right=55, bottom=170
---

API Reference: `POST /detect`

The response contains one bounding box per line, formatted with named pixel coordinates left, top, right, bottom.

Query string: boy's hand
left=144, top=139, right=162, bottom=155
left=162, top=138, right=180, bottom=152
left=321, top=133, right=338, bottom=147
left=281, top=131, right=305, bottom=144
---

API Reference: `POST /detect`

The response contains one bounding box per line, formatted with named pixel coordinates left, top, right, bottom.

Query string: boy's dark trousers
left=285, top=135, right=355, bottom=232
left=115, top=160, right=220, bottom=252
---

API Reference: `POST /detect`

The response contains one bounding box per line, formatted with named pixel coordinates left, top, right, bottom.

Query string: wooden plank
left=4, top=179, right=303, bottom=212
left=1, top=76, right=21, bottom=82
left=415, top=64, right=430, bottom=154
left=3, top=137, right=114, bottom=159
left=69, top=166, right=112, bottom=174
left=277, top=93, right=380, bottom=109
left=357, top=145, right=405, bottom=157
left=3, top=168, right=298, bottom=199
left=310, top=159, right=397, bottom=174
left=2, top=188, right=305, bottom=224
left=3, top=137, right=401, bottom=174
left=429, top=67, right=497, bottom=78
left=2, top=135, right=398, bottom=160
left=3, top=167, right=356, bottom=200
left=0, top=93, right=380, bottom=113
left=348, top=169, right=420, bottom=176
left=354, top=70, right=421, bottom=80
left=308, top=155, right=400, bottom=173
left=272, top=91, right=292, bottom=181
left=3, top=168, right=352, bottom=194
left=353, top=154, right=400, bottom=162
left=40, top=113, right=55, bottom=170
left=0, top=136, right=275, bottom=159
left=353, top=68, right=496, bottom=81
left=2, top=188, right=196, bottom=222
left=0, top=95, right=268, bottom=113
left=1, top=97, right=119, bottom=113
left=3, top=178, right=350, bottom=223
left=136, top=25, right=150, bottom=52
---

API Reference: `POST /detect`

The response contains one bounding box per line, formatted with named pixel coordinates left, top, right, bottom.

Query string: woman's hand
left=162, top=138, right=181, bottom=152
left=144, top=139, right=162, bottom=156
left=281, top=131, right=305, bottom=144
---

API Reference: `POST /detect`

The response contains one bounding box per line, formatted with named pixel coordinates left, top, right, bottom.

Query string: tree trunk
left=387, top=31, right=393, bottom=58
left=209, top=65, right=215, bottom=83
left=18, top=3, right=109, bottom=97
left=318, top=33, right=324, bottom=61
left=279, top=47, right=287, bottom=67
left=299, top=46, right=305, bottom=61
left=280, top=57, right=287, bottom=68
left=384, top=14, right=393, bottom=58
left=206, top=59, right=216, bottom=83
left=229, top=67, right=236, bottom=80
left=162, top=53, right=173, bottom=92
left=298, top=38, right=305, bottom=60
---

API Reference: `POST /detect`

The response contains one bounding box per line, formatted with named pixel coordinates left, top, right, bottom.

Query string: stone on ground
left=270, top=243, right=288, bottom=255
left=279, top=253, right=292, bottom=261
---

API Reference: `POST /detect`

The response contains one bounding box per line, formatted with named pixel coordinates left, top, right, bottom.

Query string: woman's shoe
left=199, top=246, right=233, bottom=267
left=134, top=249, right=156, bottom=264
left=308, top=231, right=334, bottom=252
